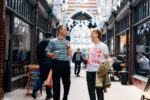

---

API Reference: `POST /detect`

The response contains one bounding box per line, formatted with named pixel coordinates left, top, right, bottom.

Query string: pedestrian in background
left=86, top=28, right=109, bottom=100
left=46, top=25, right=72, bottom=100
left=112, top=57, right=122, bottom=72
left=72, top=48, right=83, bottom=77
left=32, top=33, right=53, bottom=100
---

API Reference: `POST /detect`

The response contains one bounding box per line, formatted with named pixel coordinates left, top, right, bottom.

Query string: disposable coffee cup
left=55, top=51, right=60, bottom=57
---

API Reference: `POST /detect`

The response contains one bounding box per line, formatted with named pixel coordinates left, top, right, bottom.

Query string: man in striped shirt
left=45, top=25, right=72, bottom=100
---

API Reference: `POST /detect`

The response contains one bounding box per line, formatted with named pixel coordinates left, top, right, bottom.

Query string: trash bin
left=119, top=71, right=128, bottom=85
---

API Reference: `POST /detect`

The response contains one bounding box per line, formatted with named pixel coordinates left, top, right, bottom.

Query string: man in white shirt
left=86, top=28, right=109, bottom=100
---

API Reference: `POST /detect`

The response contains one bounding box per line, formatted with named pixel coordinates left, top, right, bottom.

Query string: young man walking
left=86, top=28, right=109, bottom=100
left=46, top=25, right=72, bottom=100
left=32, top=33, right=53, bottom=100
left=72, top=48, right=83, bottom=76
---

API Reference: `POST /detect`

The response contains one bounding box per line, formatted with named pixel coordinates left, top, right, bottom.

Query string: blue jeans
left=35, top=68, right=52, bottom=96
left=74, top=62, right=81, bottom=75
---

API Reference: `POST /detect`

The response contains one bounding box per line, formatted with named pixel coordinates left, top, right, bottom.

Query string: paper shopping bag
left=45, top=69, right=53, bottom=88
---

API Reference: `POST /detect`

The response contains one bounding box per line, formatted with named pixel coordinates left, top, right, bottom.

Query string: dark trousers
left=35, top=68, right=52, bottom=96
left=74, top=61, right=81, bottom=75
left=86, top=72, right=104, bottom=100
left=52, top=60, right=71, bottom=100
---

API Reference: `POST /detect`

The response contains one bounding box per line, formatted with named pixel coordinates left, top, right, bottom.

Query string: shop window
left=110, top=38, right=114, bottom=55
left=134, top=0, right=150, bottom=24
left=39, top=32, right=44, bottom=42
left=12, top=17, right=31, bottom=77
left=118, top=33, right=126, bottom=55
left=117, top=15, right=129, bottom=34
left=108, top=29, right=114, bottom=55
left=136, top=21, right=150, bottom=77
left=7, top=0, right=33, bottom=23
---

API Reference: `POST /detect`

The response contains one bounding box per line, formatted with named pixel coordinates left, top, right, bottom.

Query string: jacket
left=72, top=52, right=83, bottom=63
left=95, top=61, right=111, bottom=93
left=36, top=38, right=52, bottom=69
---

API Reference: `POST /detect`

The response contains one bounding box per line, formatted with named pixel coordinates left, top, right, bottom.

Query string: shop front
left=11, top=17, right=31, bottom=90
left=102, top=0, right=131, bottom=83
left=103, top=0, right=150, bottom=90
left=3, top=0, right=52, bottom=93
left=132, top=0, right=150, bottom=90
left=4, top=0, right=35, bottom=92
left=135, top=22, right=150, bottom=77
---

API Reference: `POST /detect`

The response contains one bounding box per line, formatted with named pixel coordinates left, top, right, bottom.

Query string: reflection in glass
left=136, top=22, right=150, bottom=77
left=12, top=17, right=31, bottom=77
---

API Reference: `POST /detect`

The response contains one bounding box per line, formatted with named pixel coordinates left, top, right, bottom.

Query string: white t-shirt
left=87, top=42, right=109, bottom=72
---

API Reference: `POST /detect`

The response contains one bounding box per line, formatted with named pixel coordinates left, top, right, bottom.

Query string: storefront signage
left=27, top=68, right=40, bottom=94
left=28, top=68, right=40, bottom=87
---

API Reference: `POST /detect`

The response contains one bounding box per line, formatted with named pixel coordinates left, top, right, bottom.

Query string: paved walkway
left=3, top=68, right=142, bottom=100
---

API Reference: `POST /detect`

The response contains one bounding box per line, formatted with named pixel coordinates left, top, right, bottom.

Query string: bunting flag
left=56, top=0, right=60, bottom=6
left=51, top=10, right=55, bottom=16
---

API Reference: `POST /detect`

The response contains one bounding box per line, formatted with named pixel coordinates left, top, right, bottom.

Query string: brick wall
left=66, top=0, right=98, bottom=16
left=0, top=0, right=6, bottom=99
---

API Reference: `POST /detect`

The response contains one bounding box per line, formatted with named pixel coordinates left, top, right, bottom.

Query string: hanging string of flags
left=66, top=19, right=97, bottom=34
left=56, top=0, right=60, bottom=6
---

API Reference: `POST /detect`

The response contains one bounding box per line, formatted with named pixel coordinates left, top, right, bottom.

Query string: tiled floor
left=3, top=68, right=142, bottom=100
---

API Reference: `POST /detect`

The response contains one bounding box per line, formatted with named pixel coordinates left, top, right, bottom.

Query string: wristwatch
left=67, top=46, right=70, bottom=49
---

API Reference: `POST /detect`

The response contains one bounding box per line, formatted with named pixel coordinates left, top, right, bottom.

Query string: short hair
left=113, top=57, right=117, bottom=61
left=57, top=25, right=65, bottom=33
left=91, top=28, right=102, bottom=40
left=45, top=33, right=52, bottom=37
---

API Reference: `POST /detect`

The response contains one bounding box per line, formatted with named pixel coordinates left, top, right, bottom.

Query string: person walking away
left=45, top=25, right=72, bottom=100
left=82, top=49, right=88, bottom=69
left=86, top=28, right=109, bottom=100
left=32, top=33, right=53, bottom=100
left=72, top=48, right=83, bottom=76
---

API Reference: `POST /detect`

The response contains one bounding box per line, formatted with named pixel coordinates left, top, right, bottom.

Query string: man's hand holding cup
left=52, top=52, right=58, bottom=57
left=53, top=51, right=60, bottom=57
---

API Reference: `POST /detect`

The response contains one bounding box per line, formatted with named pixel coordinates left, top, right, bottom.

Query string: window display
left=39, top=32, right=44, bottom=42
left=110, top=38, right=114, bottom=54
left=12, top=17, right=31, bottom=77
left=118, top=33, right=126, bottom=55
left=136, top=21, right=150, bottom=77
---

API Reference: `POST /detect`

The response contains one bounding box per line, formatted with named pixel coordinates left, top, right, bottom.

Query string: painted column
left=114, top=21, right=117, bottom=57
left=105, top=22, right=108, bottom=45
left=0, top=0, right=6, bottom=99
left=128, top=0, right=133, bottom=84
left=113, top=11, right=117, bottom=57
left=33, top=1, right=39, bottom=64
